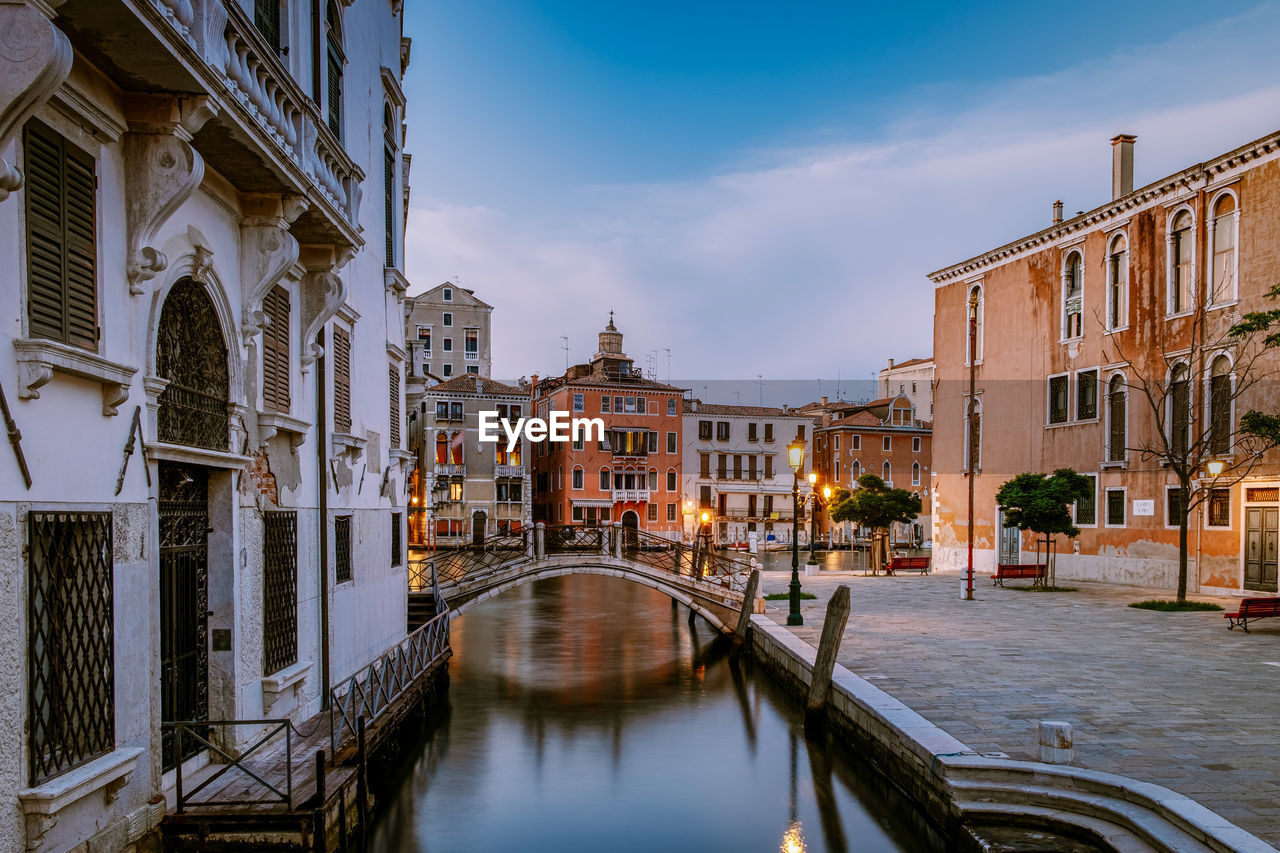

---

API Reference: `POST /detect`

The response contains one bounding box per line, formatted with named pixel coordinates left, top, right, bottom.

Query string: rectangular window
left=326, top=49, right=342, bottom=137
left=449, top=481, right=463, bottom=501
left=748, top=423, right=758, bottom=441
left=464, top=329, right=479, bottom=358
left=443, top=337, right=453, bottom=352
left=667, top=470, right=677, bottom=491
left=572, top=505, right=584, bottom=522
left=24, top=121, right=99, bottom=351
left=389, top=366, right=400, bottom=447
left=443, top=363, right=452, bottom=377
left=1166, top=487, right=1187, bottom=528
left=648, top=470, right=658, bottom=491
left=624, top=396, right=636, bottom=413
left=851, top=435, right=860, bottom=451
left=467, top=366, right=478, bottom=374
left=262, top=285, right=291, bottom=412
left=601, top=395, right=611, bottom=413
left=443, top=287, right=452, bottom=301
left=798, top=425, right=805, bottom=439
left=912, top=436, right=921, bottom=453
left=417, top=326, right=432, bottom=345
left=699, top=485, right=712, bottom=508
left=699, top=453, right=709, bottom=478
left=600, top=468, right=611, bottom=490
left=1207, top=488, right=1231, bottom=527
left=765, top=455, right=773, bottom=478
left=667, top=399, right=677, bottom=416
left=332, top=326, right=352, bottom=433
left=882, top=435, right=891, bottom=451
left=698, top=420, right=712, bottom=440
left=637, top=396, right=646, bottom=414
left=384, top=144, right=396, bottom=264
left=443, top=312, right=452, bottom=326
left=647, top=432, right=658, bottom=453
left=748, top=455, right=757, bottom=480
left=1048, top=375, right=1069, bottom=424
left=764, top=423, right=774, bottom=442
left=1105, top=489, right=1125, bottom=527
left=263, top=511, right=297, bottom=676
left=335, top=516, right=352, bottom=582
left=614, top=396, right=623, bottom=413
left=733, top=454, right=742, bottom=479
left=572, top=467, right=584, bottom=489
left=667, top=503, right=677, bottom=522
left=1077, top=369, right=1098, bottom=420
left=572, top=434, right=584, bottom=451
left=834, top=435, right=840, bottom=451
left=717, top=454, right=727, bottom=479
left=254, top=0, right=281, bottom=50
left=27, top=511, right=114, bottom=783
left=573, top=393, right=584, bottom=412
left=1074, top=475, right=1097, bottom=526
left=716, top=422, right=730, bottom=441
left=435, top=401, right=449, bottom=420
left=648, top=504, right=658, bottom=522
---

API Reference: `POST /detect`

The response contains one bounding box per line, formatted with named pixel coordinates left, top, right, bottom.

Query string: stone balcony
left=494, top=464, right=524, bottom=478
left=435, top=463, right=464, bottom=477
left=612, top=488, right=650, bottom=504
left=56, top=0, right=365, bottom=247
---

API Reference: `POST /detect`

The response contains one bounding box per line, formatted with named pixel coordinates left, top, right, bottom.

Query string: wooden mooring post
left=807, top=586, right=851, bottom=719
left=314, top=749, right=327, bottom=853
left=357, top=716, right=368, bottom=852
left=734, top=569, right=761, bottom=641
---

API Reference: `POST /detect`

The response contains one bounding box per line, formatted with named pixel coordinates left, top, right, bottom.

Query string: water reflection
left=371, top=574, right=938, bottom=852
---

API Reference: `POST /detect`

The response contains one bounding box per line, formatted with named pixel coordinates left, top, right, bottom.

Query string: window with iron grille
left=263, top=512, right=297, bottom=676
left=254, top=0, right=281, bottom=51
left=157, top=279, right=230, bottom=451
left=1106, top=489, right=1125, bottom=526
left=262, top=284, right=290, bottom=412
left=24, top=120, right=98, bottom=351
left=335, top=516, right=352, bottom=583
left=1207, top=488, right=1231, bottom=527
left=27, top=511, right=114, bottom=784
left=389, top=365, right=400, bottom=447
left=332, top=326, right=351, bottom=433
left=1074, top=475, right=1096, bottom=526
left=390, top=513, right=402, bottom=567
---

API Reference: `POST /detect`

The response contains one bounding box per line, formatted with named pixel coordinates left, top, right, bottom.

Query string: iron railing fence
left=163, top=719, right=297, bottom=811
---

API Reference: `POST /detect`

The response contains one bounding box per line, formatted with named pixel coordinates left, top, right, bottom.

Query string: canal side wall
left=746, top=615, right=968, bottom=842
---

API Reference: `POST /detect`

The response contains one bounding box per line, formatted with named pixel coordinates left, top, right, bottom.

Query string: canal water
left=370, top=573, right=944, bottom=852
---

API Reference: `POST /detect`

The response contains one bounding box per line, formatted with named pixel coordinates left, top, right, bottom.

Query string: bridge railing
left=432, top=530, right=530, bottom=585
left=623, top=527, right=755, bottom=594
left=544, top=524, right=610, bottom=554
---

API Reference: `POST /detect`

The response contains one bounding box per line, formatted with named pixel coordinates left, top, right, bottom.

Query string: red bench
left=1224, top=598, right=1280, bottom=632
left=992, top=564, right=1045, bottom=587
left=885, top=555, right=930, bottom=576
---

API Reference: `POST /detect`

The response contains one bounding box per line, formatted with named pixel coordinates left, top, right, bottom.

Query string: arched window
left=1209, top=193, right=1238, bottom=305
left=964, top=397, right=981, bottom=472
left=850, top=459, right=860, bottom=482
left=1208, top=355, right=1233, bottom=455
left=966, top=284, right=983, bottom=364
left=882, top=460, right=892, bottom=486
left=666, top=467, right=677, bottom=492
left=157, top=278, right=230, bottom=450
left=1169, top=364, right=1190, bottom=455
left=912, top=461, right=921, bottom=486
left=1107, top=375, right=1127, bottom=463
left=572, top=466, right=584, bottom=490
left=648, top=468, right=658, bottom=491
left=383, top=103, right=398, bottom=265
left=599, top=468, right=611, bottom=490
left=1062, top=250, right=1083, bottom=339
left=1169, top=209, right=1194, bottom=314
left=325, top=1, right=344, bottom=138
left=508, top=440, right=521, bottom=467
left=1107, top=233, right=1128, bottom=330
left=435, top=432, right=447, bottom=464
left=449, top=430, right=463, bottom=464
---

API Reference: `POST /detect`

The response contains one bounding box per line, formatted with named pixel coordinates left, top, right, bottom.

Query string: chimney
left=691, top=399, right=698, bottom=412
left=821, top=396, right=828, bottom=406
left=1111, top=134, right=1136, bottom=199
left=1052, top=200, right=1063, bottom=224
left=887, top=358, right=895, bottom=370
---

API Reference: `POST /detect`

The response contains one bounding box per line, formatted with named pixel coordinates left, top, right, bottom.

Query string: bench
left=992, top=563, right=1045, bottom=587
left=1224, top=597, right=1280, bottom=632
left=885, top=555, right=930, bottom=576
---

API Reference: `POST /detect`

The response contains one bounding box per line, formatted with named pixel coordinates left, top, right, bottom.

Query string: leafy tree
left=1232, top=284, right=1280, bottom=446
left=996, top=469, right=1091, bottom=586
left=829, top=474, right=921, bottom=573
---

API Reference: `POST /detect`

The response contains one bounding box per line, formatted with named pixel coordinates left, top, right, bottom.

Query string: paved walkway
left=758, top=570, right=1280, bottom=846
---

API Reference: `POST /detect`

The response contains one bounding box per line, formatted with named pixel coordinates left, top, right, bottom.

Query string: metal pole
left=788, top=472, right=803, bottom=626
left=966, top=297, right=977, bottom=601
left=807, top=492, right=819, bottom=565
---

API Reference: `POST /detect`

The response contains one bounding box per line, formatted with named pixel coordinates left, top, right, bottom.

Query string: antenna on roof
left=664, top=348, right=671, bottom=384
left=560, top=336, right=569, bottom=371
left=757, top=374, right=764, bottom=406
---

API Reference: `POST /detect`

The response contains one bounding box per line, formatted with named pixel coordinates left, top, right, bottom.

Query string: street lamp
left=787, top=438, right=805, bottom=626
left=1207, top=459, right=1226, bottom=478
left=965, top=287, right=979, bottom=601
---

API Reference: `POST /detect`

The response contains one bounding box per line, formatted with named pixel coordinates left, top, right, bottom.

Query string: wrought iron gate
left=160, top=463, right=209, bottom=769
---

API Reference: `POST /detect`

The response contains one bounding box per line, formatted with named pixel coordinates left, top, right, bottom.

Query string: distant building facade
left=681, top=401, right=814, bottom=545
left=407, top=375, right=531, bottom=546
left=532, top=316, right=685, bottom=539
left=405, top=281, right=492, bottom=381
left=931, top=133, right=1280, bottom=593
left=878, top=357, right=934, bottom=421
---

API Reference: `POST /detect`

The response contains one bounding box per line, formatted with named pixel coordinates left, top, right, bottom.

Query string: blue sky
left=401, top=2, right=1280, bottom=382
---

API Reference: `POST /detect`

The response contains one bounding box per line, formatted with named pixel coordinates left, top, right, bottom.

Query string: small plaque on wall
left=1132, top=499, right=1155, bottom=517
left=212, top=629, right=232, bottom=651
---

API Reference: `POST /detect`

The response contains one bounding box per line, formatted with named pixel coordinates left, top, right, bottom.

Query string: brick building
left=931, top=132, right=1280, bottom=593
left=813, top=395, right=933, bottom=545
left=532, top=316, right=686, bottom=539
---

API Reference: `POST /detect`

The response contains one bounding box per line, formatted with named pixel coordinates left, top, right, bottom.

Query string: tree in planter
left=1103, top=286, right=1280, bottom=603
left=828, top=474, right=921, bottom=574
left=995, top=469, right=1092, bottom=588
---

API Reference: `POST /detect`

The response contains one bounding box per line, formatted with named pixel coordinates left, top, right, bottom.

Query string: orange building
left=532, top=316, right=686, bottom=539
left=931, top=132, right=1280, bottom=594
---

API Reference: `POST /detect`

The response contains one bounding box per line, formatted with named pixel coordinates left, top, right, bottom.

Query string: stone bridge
left=409, top=524, right=757, bottom=632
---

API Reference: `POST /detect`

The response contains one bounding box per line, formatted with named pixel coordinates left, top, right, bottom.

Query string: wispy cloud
left=405, top=4, right=1280, bottom=382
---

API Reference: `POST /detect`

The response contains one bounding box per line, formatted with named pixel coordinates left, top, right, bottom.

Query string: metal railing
left=545, top=524, right=608, bottom=554
left=432, top=530, right=530, bottom=585
left=329, top=607, right=452, bottom=753
left=163, top=719, right=296, bottom=811
left=623, top=527, right=754, bottom=594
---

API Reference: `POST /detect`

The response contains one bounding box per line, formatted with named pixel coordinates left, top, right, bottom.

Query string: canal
left=370, top=573, right=944, bottom=852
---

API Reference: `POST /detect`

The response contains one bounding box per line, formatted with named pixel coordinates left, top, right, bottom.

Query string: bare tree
left=1102, top=286, right=1280, bottom=602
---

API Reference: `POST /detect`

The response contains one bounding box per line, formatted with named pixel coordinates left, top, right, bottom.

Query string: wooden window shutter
left=384, top=146, right=395, bottom=263
left=24, top=121, right=98, bottom=351
left=326, top=53, right=342, bottom=137
left=261, top=284, right=291, bottom=412
left=254, top=0, right=281, bottom=51
left=333, top=326, right=351, bottom=433
left=389, top=365, right=400, bottom=446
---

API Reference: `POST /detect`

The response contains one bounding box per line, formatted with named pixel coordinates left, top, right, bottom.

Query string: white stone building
left=877, top=356, right=934, bottom=421
left=681, top=400, right=814, bottom=547
left=0, top=1, right=413, bottom=849
left=404, top=281, right=493, bottom=381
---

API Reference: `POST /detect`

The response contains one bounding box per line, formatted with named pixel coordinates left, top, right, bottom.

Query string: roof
left=551, top=371, right=687, bottom=393
left=881, top=357, right=933, bottom=371
left=425, top=375, right=525, bottom=396
left=682, top=400, right=810, bottom=418
left=408, top=281, right=494, bottom=310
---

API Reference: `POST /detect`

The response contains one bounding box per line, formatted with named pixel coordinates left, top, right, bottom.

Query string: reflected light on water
left=780, top=821, right=806, bottom=853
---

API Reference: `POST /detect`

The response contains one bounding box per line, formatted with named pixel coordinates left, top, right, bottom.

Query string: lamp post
left=787, top=438, right=805, bottom=626
left=965, top=288, right=978, bottom=601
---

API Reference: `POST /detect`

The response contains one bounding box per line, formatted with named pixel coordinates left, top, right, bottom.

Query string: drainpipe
left=316, top=329, right=331, bottom=708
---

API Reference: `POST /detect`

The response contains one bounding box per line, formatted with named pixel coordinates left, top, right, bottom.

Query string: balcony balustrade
left=435, top=463, right=464, bottom=477
left=612, top=488, right=650, bottom=503
left=494, top=464, right=524, bottom=478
